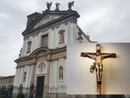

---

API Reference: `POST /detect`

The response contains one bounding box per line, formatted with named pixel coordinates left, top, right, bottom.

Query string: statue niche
left=27, top=41, right=32, bottom=53
left=23, top=72, right=27, bottom=82
left=59, top=30, right=65, bottom=44
left=59, top=66, right=63, bottom=80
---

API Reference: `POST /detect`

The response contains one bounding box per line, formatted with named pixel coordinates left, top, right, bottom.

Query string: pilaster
left=21, top=39, right=26, bottom=57
left=71, top=22, right=74, bottom=43
left=55, top=27, right=59, bottom=48
left=19, top=66, right=24, bottom=86
left=13, top=68, right=18, bottom=86
left=49, top=61, right=53, bottom=93
left=26, top=65, right=31, bottom=87
left=16, top=68, right=21, bottom=87
left=23, top=39, right=27, bottom=56
left=65, top=23, right=68, bottom=45
left=51, top=28, right=54, bottom=49
left=44, top=60, right=51, bottom=93
left=53, top=59, right=58, bottom=93
left=35, top=34, right=38, bottom=49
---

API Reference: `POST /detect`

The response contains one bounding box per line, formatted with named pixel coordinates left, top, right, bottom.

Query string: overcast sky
left=0, top=0, right=130, bottom=76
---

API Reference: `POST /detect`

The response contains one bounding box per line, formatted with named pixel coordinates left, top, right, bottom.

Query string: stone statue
left=27, top=42, right=31, bottom=53
left=59, top=66, right=63, bottom=80
left=46, top=2, right=52, bottom=10
left=55, top=2, right=60, bottom=11
left=85, top=52, right=114, bottom=83
left=19, top=48, right=22, bottom=57
left=60, top=33, right=64, bottom=43
left=68, top=1, right=74, bottom=10
left=23, top=72, right=26, bottom=82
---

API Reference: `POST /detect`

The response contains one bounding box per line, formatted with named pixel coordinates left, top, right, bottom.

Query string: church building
left=13, top=2, right=94, bottom=97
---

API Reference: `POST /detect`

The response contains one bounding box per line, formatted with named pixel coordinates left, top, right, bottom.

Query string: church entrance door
left=35, top=76, right=45, bottom=98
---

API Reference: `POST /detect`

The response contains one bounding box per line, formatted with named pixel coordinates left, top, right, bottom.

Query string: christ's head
left=96, top=52, right=100, bottom=56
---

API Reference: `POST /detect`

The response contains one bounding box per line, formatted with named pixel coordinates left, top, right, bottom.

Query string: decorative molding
left=58, top=30, right=65, bottom=34
left=26, top=37, right=29, bottom=40
left=54, top=58, right=59, bottom=61
left=63, top=56, right=66, bottom=59
left=51, top=27, right=55, bottom=30
left=56, top=25, right=59, bottom=29
left=65, top=22, right=68, bottom=25
left=36, top=33, right=39, bottom=36
left=38, top=62, right=46, bottom=73
left=31, top=62, right=36, bottom=65
left=23, top=37, right=26, bottom=41
left=46, top=59, right=52, bottom=62
left=27, top=41, right=32, bottom=44
left=32, top=35, right=35, bottom=37
left=59, top=42, right=65, bottom=44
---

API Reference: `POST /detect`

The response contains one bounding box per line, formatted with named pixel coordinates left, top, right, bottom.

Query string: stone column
left=28, top=62, right=36, bottom=87
left=23, top=39, right=27, bottom=56
left=30, top=64, right=36, bottom=81
left=35, top=34, right=38, bottom=49
left=44, top=61, right=51, bottom=93
left=49, top=61, right=52, bottom=93
left=51, top=28, right=55, bottom=49
left=31, top=36, right=34, bottom=52
left=53, top=59, right=58, bottom=93
left=16, top=68, right=21, bottom=87
left=13, top=68, right=18, bottom=86
left=19, top=66, right=24, bottom=86
left=21, top=38, right=26, bottom=57
left=38, top=33, right=41, bottom=48
left=71, top=22, right=74, bottom=43
left=65, top=23, right=68, bottom=45
left=25, top=65, right=31, bottom=87
left=55, top=26, right=59, bottom=48
left=13, top=68, right=19, bottom=94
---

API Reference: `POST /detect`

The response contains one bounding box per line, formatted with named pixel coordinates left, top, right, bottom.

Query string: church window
left=42, top=35, right=48, bottom=47
left=27, top=41, right=32, bottom=53
left=59, top=66, right=63, bottom=80
left=23, top=72, right=26, bottom=82
left=59, top=30, right=65, bottom=44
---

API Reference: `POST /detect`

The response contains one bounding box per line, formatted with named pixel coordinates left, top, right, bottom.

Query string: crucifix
left=81, top=44, right=116, bottom=94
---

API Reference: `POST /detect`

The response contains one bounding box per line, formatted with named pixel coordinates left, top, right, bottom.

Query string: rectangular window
left=42, top=35, right=48, bottom=47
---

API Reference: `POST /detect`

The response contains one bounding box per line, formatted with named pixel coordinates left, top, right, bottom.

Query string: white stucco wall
left=20, top=22, right=90, bottom=57
left=67, top=43, right=130, bottom=94
left=67, top=43, right=96, bottom=94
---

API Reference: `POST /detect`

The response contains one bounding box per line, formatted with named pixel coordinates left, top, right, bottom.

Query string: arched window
left=59, top=66, right=63, bottom=80
left=23, top=72, right=27, bottom=82
left=59, top=30, right=65, bottom=44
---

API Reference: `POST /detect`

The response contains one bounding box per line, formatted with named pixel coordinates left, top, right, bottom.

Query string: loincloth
left=96, top=62, right=103, bottom=67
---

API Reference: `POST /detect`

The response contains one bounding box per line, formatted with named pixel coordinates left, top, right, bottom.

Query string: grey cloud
left=0, top=0, right=130, bottom=76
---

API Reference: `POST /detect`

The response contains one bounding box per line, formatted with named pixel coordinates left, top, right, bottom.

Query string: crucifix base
left=96, top=76, right=103, bottom=94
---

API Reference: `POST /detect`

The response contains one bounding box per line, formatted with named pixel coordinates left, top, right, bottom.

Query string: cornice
left=15, top=47, right=66, bottom=64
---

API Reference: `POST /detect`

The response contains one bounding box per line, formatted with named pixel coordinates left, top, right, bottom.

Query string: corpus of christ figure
left=81, top=44, right=116, bottom=84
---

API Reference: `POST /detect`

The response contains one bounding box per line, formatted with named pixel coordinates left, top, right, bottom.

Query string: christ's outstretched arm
left=102, top=53, right=113, bottom=58
left=85, top=53, right=96, bottom=59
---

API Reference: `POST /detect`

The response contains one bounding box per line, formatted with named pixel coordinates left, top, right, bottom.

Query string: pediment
left=30, top=47, right=51, bottom=57
left=34, top=15, right=58, bottom=28
left=22, top=10, right=80, bottom=36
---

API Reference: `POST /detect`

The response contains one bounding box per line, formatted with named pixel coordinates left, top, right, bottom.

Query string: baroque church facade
left=13, top=2, right=93, bottom=97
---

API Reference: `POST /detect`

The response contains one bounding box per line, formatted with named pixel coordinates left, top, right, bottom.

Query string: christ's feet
left=97, top=80, right=101, bottom=84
